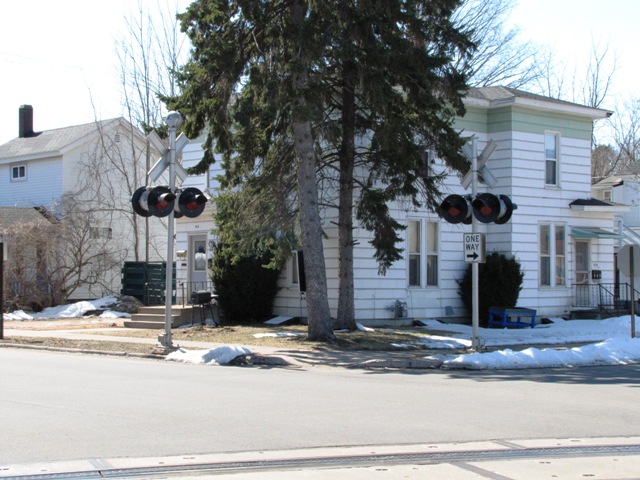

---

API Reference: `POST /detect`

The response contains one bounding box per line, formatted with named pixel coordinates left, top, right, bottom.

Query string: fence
left=573, top=282, right=639, bottom=316
left=177, top=281, right=215, bottom=307
left=120, top=262, right=175, bottom=306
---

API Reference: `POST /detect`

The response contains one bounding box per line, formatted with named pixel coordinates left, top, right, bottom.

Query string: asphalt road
left=1, top=348, right=639, bottom=466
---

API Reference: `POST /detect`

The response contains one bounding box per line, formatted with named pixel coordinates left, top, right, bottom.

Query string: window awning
left=570, top=227, right=620, bottom=239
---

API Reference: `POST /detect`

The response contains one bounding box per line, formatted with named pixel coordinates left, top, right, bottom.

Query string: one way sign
left=463, top=233, right=485, bottom=263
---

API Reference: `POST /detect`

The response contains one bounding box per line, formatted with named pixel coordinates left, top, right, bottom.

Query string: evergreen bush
left=211, top=244, right=281, bottom=324
left=458, top=251, right=524, bottom=326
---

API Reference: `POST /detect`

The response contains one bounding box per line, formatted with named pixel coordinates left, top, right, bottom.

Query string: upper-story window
left=545, top=133, right=559, bottom=186
left=11, top=164, right=27, bottom=182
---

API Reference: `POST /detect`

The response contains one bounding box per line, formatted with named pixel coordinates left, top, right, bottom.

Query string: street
left=1, top=348, right=640, bottom=476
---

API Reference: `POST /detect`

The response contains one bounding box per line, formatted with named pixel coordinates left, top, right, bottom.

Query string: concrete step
left=125, top=306, right=193, bottom=329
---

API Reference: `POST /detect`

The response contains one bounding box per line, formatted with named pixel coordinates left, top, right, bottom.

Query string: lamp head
left=165, top=111, right=183, bottom=129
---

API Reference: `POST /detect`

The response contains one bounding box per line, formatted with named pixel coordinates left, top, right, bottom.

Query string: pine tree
left=167, top=0, right=472, bottom=338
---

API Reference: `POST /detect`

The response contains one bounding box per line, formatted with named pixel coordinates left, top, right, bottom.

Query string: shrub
left=458, top=252, right=524, bottom=326
left=211, top=244, right=281, bottom=324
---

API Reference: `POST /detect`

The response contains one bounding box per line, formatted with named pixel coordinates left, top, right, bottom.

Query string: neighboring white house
left=175, top=87, right=629, bottom=322
left=592, top=174, right=640, bottom=287
left=592, top=174, right=640, bottom=229
left=0, top=105, right=168, bottom=300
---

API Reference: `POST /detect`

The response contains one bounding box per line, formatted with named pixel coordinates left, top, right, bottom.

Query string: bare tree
left=454, top=0, right=549, bottom=89
left=117, top=0, right=187, bottom=132
left=116, top=0, right=189, bottom=262
left=3, top=193, right=124, bottom=309
left=534, top=38, right=617, bottom=108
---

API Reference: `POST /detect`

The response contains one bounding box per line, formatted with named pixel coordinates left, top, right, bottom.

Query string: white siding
left=0, top=156, right=63, bottom=206
left=177, top=98, right=618, bottom=323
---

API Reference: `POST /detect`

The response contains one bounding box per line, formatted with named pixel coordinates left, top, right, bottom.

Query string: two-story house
left=0, top=105, right=168, bottom=301
left=175, top=87, right=624, bottom=322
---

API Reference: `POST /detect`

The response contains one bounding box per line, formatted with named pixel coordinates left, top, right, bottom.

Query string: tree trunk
left=290, top=0, right=335, bottom=342
left=335, top=59, right=357, bottom=331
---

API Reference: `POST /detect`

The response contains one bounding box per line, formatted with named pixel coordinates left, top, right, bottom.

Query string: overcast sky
left=0, top=0, right=638, bottom=145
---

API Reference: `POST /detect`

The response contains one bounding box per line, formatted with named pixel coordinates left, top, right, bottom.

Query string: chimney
left=19, top=105, right=34, bottom=138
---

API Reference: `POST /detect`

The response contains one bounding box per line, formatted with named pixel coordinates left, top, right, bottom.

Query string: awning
left=570, top=226, right=620, bottom=239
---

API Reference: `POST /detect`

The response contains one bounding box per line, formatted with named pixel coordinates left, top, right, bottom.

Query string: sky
left=5, top=295, right=640, bottom=369
left=0, top=1, right=639, bottom=145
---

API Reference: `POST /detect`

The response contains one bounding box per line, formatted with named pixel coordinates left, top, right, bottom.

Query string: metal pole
left=160, top=111, right=183, bottom=350
left=0, top=238, right=4, bottom=340
left=631, top=246, right=636, bottom=338
left=471, top=140, right=480, bottom=350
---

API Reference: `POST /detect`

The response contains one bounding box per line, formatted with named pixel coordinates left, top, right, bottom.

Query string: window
left=540, top=224, right=565, bottom=287
left=11, top=164, right=26, bottom=181
left=545, top=133, right=559, bottom=185
left=555, top=226, right=566, bottom=285
left=291, top=251, right=306, bottom=292
left=408, top=220, right=439, bottom=287
left=193, top=240, right=206, bottom=271
left=90, top=227, right=112, bottom=239
left=426, top=222, right=438, bottom=286
left=408, top=221, right=421, bottom=286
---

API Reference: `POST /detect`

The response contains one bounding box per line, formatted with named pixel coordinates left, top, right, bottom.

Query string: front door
left=190, top=235, right=208, bottom=290
left=575, top=240, right=590, bottom=285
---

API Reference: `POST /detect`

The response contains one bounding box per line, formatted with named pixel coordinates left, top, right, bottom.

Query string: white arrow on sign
left=461, top=139, right=497, bottom=189
left=148, top=132, right=190, bottom=183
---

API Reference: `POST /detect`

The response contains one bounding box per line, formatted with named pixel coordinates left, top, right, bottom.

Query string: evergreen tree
left=167, top=0, right=472, bottom=337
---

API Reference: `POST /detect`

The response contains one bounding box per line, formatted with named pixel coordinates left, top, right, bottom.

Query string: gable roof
left=0, top=206, right=54, bottom=230
left=592, top=174, right=637, bottom=188
left=569, top=198, right=629, bottom=213
left=466, top=86, right=612, bottom=120
left=0, top=118, right=121, bottom=162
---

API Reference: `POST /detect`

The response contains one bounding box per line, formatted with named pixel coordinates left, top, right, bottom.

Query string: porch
left=572, top=283, right=640, bottom=318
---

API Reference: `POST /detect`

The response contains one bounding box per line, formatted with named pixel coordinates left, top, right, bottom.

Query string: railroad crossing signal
left=131, top=186, right=176, bottom=217
left=439, top=193, right=516, bottom=224
left=131, top=186, right=208, bottom=218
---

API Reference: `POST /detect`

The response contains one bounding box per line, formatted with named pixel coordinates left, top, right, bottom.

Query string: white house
left=175, top=87, right=627, bottom=322
left=0, top=105, right=168, bottom=300
left=592, top=174, right=640, bottom=287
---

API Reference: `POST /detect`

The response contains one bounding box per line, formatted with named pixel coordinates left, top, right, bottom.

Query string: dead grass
left=0, top=336, right=161, bottom=355
left=96, top=324, right=437, bottom=351
left=1, top=321, right=444, bottom=354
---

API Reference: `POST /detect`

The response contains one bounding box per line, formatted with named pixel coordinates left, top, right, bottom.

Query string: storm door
left=189, top=235, right=208, bottom=290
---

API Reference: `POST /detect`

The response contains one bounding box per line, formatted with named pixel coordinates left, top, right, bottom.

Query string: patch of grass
left=1, top=337, right=160, bottom=355
left=2, top=324, right=440, bottom=354
left=96, top=324, right=435, bottom=351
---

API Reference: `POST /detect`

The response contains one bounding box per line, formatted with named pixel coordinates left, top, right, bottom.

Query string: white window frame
left=540, top=223, right=566, bottom=287
left=290, top=250, right=305, bottom=292
left=407, top=219, right=439, bottom=288
left=544, top=132, right=560, bottom=186
left=11, top=164, right=27, bottom=182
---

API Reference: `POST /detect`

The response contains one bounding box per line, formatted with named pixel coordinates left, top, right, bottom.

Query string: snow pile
left=419, top=316, right=640, bottom=369
left=253, top=332, right=305, bottom=338
left=4, top=296, right=132, bottom=320
left=413, top=316, right=635, bottom=348
left=437, top=338, right=640, bottom=370
left=166, top=346, right=251, bottom=365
